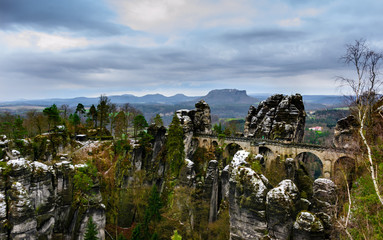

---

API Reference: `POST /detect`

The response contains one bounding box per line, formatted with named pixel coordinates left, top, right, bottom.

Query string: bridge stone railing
left=194, top=133, right=351, bottom=154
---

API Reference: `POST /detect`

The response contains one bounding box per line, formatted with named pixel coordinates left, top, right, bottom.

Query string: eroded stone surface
left=293, top=211, right=324, bottom=240
left=177, top=100, right=212, bottom=158
left=227, top=150, right=334, bottom=240
left=244, top=94, right=306, bottom=142
left=333, top=115, right=359, bottom=149
left=266, top=180, right=299, bottom=240
left=229, top=151, right=270, bottom=239
left=311, top=178, right=337, bottom=233
left=1, top=158, right=105, bottom=240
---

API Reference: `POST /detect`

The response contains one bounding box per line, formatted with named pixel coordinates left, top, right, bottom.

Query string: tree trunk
left=359, top=113, right=383, bottom=205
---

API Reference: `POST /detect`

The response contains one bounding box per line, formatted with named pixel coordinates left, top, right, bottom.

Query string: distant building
left=309, top=126, right=322, bottom=131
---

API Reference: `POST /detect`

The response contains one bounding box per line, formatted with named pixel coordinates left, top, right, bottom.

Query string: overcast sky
left=1, top=0, right=383, bottom=101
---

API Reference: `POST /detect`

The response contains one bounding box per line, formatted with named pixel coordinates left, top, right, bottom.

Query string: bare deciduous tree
left=338, top=39, right=383, bottom=205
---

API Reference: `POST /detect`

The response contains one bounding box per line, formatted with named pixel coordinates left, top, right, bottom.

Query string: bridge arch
left=224, top=143, right=243, bottom=160
left=295, top=152, right=323, bottom=180
left=202, top=139, right=209, bottom=148
left=259, top=146, right=274, bottom=158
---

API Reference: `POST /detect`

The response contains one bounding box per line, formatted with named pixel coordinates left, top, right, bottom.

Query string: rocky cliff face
left=0, top=157, right=105, bottom=240
left=177, top=100, right=212, bottom=135
left=333, top=115, right=359, bottom=149
left=225, top=150, right=336, bottom=240
left=244, top=94, right=306, bottom=142
left=228, top=151, right=269, bottom=239
left=177, top=100, right=212, bottom=158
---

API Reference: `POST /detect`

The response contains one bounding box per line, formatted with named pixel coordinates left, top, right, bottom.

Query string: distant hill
left=0, top=93, right=197, bottom=107
left=0, top=90, right=348, bottom=121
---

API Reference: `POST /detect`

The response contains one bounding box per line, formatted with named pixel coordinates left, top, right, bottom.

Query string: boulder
left=266, top=179, right=300, bottom=240
left=293, top=211, right=325, bottom=240
left=244, top=94, right=306, bottom=142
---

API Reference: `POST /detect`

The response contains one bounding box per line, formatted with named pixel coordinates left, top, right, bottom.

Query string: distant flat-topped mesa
left=244, top=94, right=306, bottom=142
left=196, top=89, right=256, bottom=105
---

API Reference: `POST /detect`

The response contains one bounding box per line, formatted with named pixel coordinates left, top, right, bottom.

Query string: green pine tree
left=166, top=113, right=185, bottom=177
left=133, top=114, right=148, bottom=137
left=84, top=216, right=99, bottom=240
left=12, top=115, right=27, bottom=139
left=144, top=185, right=162, bottom=223
left=151, top=114, right=164, bottom=127
left=43, top=104, right=61, bottom=131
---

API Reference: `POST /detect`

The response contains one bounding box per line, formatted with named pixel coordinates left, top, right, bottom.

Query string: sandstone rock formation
left=204, top=160, right=219, bottom=223
left=311, top=178, right=337, bottom=235
left=333, top=115, right=359, bottom=149
left=226, top=150, right=337, bottom=240
left=229, top=151, right=270, bottom=239
left=0, top=158, right=105, bottom=239
left=177, top=100, right=212, bottom=135
left=293, top=211, right=324, bottom=240
left=130, top=125, right=167, bottom=185
left=266, top=179, right=300, bottom=239
left=285, top=158, right=296, bottom=180
left=179, top=159, right=196, bottom=187
left=244, top=94, right=306, bottom=142
left=177, top=100, right=212, bottom=158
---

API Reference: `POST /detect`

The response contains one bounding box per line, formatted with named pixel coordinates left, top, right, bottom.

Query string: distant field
left=0, top=105, right=45, bottom=111
left=223, top=118, right=245, bottom=122
left=334, top=107, right=349, bottom=110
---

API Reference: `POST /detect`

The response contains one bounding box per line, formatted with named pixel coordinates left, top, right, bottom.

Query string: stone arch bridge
left=196, top=134, right=358, bottom=179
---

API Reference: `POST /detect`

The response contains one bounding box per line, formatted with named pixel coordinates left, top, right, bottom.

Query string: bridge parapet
left=195, top=133, right=352, bottom=154
left=195, top=133, right=359, bottom=179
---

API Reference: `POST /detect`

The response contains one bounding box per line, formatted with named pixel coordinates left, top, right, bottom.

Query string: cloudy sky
left=1, top=0, right=383, bottom=101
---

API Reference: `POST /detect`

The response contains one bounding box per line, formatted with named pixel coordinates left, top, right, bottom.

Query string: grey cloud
left=0, top=0, right=133, bottom=36
left=1, top=38, right=345, bottom=90
left=219, top=29, right=306, bottom=44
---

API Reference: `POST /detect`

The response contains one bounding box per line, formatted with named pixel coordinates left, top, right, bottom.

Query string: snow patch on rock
left=12, top=149, right=21, bottom=156
left=30, top=161, right=50, bottom=172
left=185, top=159, right=194, bottom=168
left=7, top=158, right=31, bottom=168
left=231, top=150, right=249, bottom=167
left=267, top=179, right=299, bottom=204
